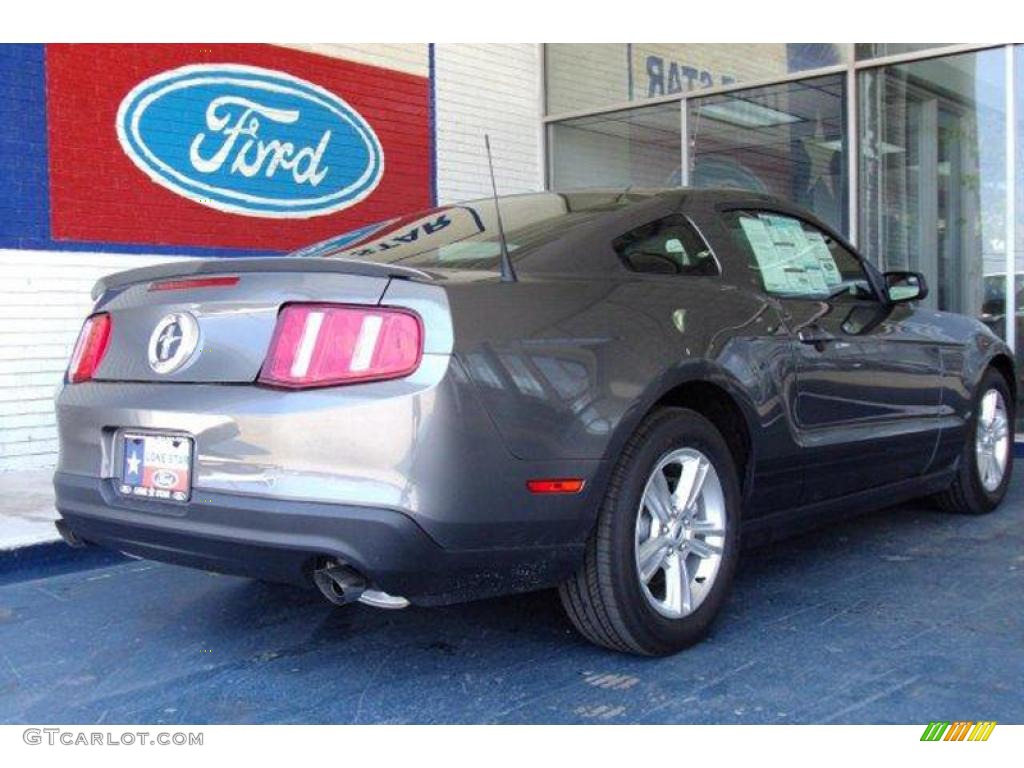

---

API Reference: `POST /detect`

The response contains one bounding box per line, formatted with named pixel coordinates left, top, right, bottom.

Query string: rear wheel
left=935, top=368, right=1014, bottom=515
left=559, top=408, right=740, bottom=656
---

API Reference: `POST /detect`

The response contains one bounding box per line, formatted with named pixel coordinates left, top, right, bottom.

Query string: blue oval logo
left=152, top=469, right=179, bottom=489
left=116, top=64, right=385, bottom=218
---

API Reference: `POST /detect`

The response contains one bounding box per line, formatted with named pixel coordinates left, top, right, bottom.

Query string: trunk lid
left=90, top=259, right=424, bottom=384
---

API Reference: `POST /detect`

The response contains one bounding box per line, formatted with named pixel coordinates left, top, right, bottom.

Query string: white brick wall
left=434, top=43, right=544, bottom=202
left=0, top=250, right=180, bottom=470
left=0, top=43, right=544, bottom=472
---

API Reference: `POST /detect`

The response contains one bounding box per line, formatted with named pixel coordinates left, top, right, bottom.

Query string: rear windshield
left=289, top=192, right=656, bottom=270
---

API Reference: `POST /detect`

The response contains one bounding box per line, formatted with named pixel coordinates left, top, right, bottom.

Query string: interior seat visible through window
left=613, top=215, right=719, bottom=276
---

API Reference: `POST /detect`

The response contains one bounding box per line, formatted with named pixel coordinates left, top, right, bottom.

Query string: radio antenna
left=485, top=134, right=517, bottom=282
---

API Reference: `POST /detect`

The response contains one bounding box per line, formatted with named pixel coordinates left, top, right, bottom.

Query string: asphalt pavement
left=1, top=476, right=1021, bottom=724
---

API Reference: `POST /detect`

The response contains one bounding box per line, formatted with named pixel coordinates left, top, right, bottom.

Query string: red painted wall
left=45, top=44, right=432, bottom=252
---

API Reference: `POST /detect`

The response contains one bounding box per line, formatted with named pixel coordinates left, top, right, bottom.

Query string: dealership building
left=0, top=42, right=1021, bottom=471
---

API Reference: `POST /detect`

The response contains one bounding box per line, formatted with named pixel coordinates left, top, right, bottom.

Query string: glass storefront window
left=1018, top=45, right=1024, bottom=271
left=1017, top=46, right=1023, bottom=270
left=1015, top=45, right=1023, bottom=412
left=548, top=103, right=681, bottom=189
left=858, top=50, right=1007, bottom=331
left=545, top=43, right=846, bottom=116
left=688, top=74, right=849, bottom=235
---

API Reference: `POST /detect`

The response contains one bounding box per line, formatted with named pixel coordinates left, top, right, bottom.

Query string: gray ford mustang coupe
left=54, top=189, right=1015, bottom=656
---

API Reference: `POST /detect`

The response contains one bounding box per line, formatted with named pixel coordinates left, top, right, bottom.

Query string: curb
left=0, top=539, right=126, bottom=586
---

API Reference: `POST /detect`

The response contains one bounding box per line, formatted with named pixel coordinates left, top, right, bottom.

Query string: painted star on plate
left=126, top=451, right=141, bottom=477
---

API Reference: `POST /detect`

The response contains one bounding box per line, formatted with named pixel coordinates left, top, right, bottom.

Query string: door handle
left=797, top=325, right=835, bottom=348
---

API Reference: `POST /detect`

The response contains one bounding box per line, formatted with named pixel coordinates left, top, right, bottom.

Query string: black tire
left=934, top=367, right=1014, bottom=515
left=559, top=407, right=741, bottom=656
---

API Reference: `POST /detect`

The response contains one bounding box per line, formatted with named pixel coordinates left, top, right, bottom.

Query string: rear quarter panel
left=446, top=274, right=801, bottom=517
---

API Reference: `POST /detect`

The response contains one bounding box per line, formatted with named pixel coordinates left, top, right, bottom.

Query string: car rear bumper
left=54, top=363, right=604, bottom=553
left=54, top=471, right=584, bottom=605
left=53, top=356, right=605, bottom=602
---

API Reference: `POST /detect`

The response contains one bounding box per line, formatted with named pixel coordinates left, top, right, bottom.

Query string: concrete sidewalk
left=0, top=469, right=59, bottom=550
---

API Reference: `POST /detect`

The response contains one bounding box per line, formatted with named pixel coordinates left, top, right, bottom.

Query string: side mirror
left=884, top=271, right=928, bottom=304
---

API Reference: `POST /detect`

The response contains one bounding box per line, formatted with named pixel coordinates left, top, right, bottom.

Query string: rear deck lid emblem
left=148, top=312, right=200, bottom=374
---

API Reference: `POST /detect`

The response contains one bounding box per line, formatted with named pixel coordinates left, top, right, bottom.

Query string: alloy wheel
left=634, top=448, right=726, bottom=619
left=975, top=388, right=1010, bottom=492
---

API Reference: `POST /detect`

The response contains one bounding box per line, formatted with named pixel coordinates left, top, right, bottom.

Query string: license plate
left=119, top=432, right=192, bottom=502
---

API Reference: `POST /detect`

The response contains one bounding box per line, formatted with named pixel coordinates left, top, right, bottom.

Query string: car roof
left=491, top=187, right=785, bottom=207
left=289, top=187, right=834, bottom=278
left=548, top=187, right=786, bottom=207
left=488, top=187, right=817, bottom=224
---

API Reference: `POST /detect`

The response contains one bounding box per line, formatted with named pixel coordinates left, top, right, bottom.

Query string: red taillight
left=68, top=313, right=112, bottom=383
left=527, top=478, right=585, bottom=494
left=258, top=304, right=423, bottom=389
left=148, top=276, right=239, bottom=292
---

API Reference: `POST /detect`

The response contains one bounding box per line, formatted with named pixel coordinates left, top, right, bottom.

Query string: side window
left=725, top=210, right=875, bottom=301
left=613, top=215, right=719, bottom=276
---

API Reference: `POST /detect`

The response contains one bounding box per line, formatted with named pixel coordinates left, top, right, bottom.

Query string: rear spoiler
left=92, top=257, right=434, bottom=300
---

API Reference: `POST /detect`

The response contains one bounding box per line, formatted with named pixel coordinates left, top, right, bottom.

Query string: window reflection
left=1015, top=45, right=1024, bottom=420
left=689, top=74, right=848, bottom=235
left=858, top=51, right=1006, bottom=322
left=548, top=104, right=681, bottom=189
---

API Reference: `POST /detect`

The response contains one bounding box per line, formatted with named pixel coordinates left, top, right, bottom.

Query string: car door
left=723, top=209, right=944, bottom=503
left=611, top=207, right=809, bottom=518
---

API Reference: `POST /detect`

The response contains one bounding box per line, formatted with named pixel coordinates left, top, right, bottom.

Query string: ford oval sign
left=116, top=64, right=385, bottom=218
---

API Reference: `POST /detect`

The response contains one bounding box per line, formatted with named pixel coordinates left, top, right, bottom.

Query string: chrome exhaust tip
left=358, top=589, right=410, bottom=610
left=313, top=561, right=409, bottom=609
left=313, top=562, right=366, bottom=606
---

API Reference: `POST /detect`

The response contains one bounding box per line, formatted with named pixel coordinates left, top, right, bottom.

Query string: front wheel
left=559, top=408, right=741, bottom=656
left=935, top=367, right=1014, bottom=515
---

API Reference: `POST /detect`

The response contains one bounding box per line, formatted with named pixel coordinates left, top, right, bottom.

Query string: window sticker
left=803, top=230, right=842, bottom=287
left=741, top=213, right=841, bottom=297
left=763, top=215, right=830, bottom=295
left=739, top=216, right=790, bottom=294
